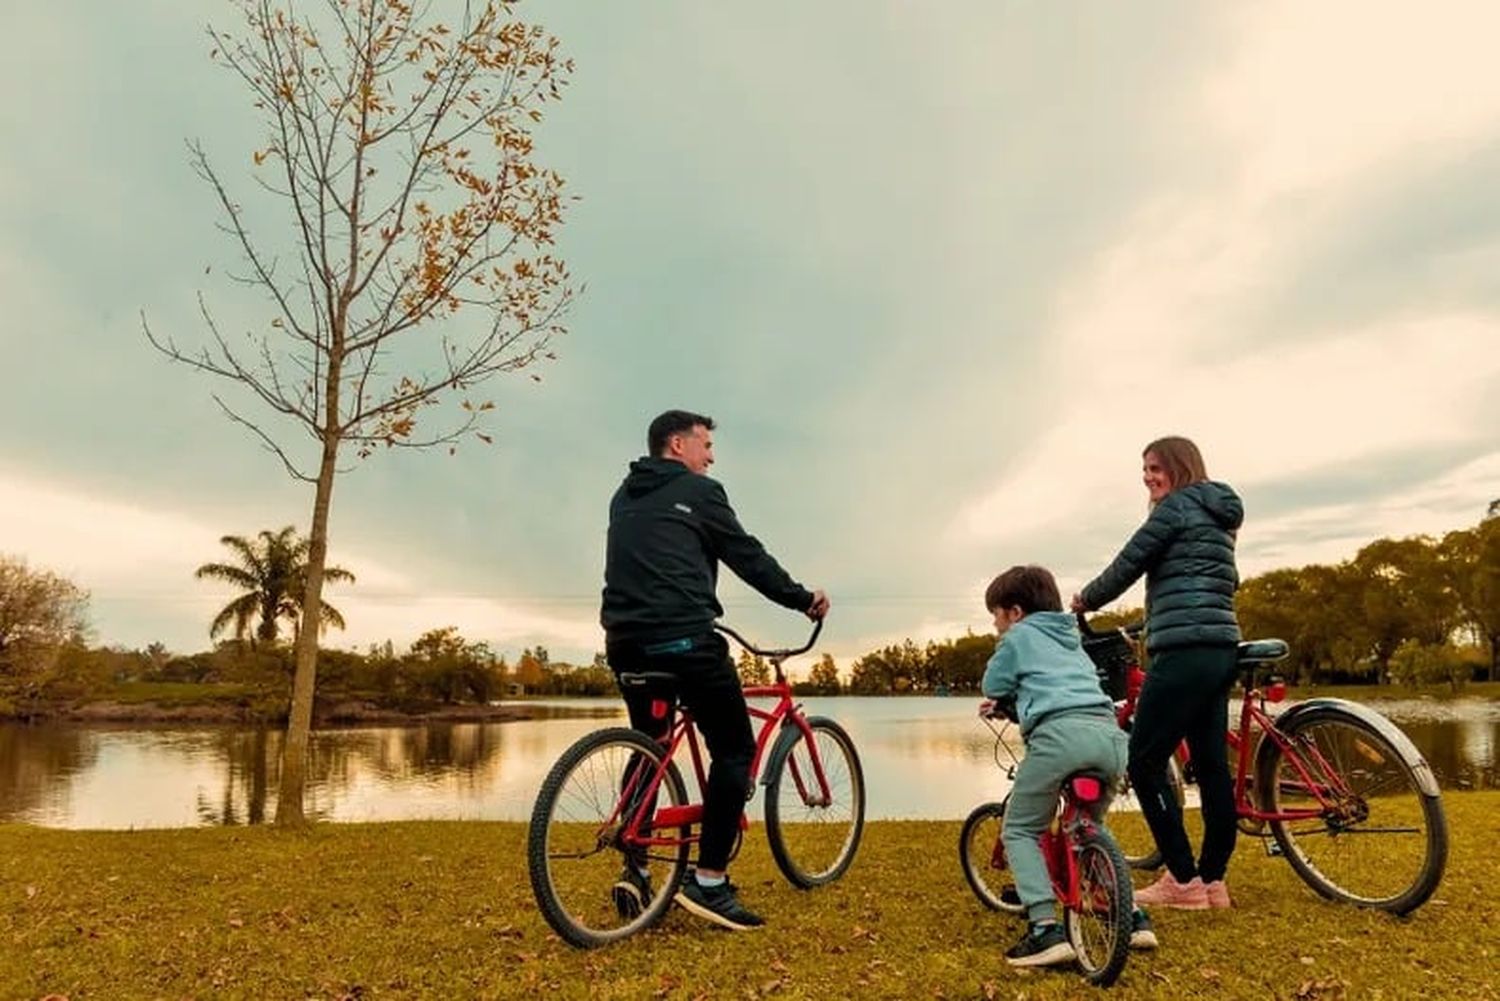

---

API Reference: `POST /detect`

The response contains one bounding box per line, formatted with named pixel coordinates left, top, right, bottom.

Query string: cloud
left=945, top=0, right=1500, bottom=608
left=0, top=470, right=601, bottom=655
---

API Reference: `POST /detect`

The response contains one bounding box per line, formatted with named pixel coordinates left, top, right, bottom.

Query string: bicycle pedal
left=1263, top=839, right=1284, bottom=857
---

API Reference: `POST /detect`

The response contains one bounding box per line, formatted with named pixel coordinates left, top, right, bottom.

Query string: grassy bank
left=2, top=792, right=1494, bottom=999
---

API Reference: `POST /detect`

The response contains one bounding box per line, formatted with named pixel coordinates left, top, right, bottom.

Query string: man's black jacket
left=600, top=457, right=813, bottom=644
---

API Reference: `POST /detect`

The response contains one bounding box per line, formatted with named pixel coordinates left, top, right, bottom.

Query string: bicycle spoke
left=528, top=729, right=691, bottom=947
left=1265, top=711, right=1445, bottom=911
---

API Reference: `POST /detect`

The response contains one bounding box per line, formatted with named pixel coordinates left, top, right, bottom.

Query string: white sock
left=695, top=872, right=726, bottom=888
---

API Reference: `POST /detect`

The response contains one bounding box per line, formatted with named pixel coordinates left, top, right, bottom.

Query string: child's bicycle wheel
left=958, top=800, right=1024, bottom=914
left=1066, top=827, right=1132, bottom=987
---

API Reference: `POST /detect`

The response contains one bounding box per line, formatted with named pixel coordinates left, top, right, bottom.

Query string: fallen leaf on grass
left=25, top=885, right=38, bottom=899
left=1199, top=967, right=1221, bottom=983
left=1295, top=977, right=1348, bottom=1000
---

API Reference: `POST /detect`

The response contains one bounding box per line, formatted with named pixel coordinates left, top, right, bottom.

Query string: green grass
left=1286, top=679, right=1500, bottom=702
left=2, top=793, right=1495, bottom=1000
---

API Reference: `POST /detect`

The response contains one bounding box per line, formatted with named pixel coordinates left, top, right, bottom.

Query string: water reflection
left=0, top=696, right=1494, bottom=828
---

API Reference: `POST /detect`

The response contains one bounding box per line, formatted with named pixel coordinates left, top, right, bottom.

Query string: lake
left=1, top=696, right=1495, bottom=828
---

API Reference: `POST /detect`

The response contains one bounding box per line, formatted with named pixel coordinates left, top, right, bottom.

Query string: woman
left=1071, top=436, right=1243, bottom=909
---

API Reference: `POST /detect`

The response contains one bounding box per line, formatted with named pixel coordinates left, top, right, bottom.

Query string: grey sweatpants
left=1001, top=710, right=1128, bottom=923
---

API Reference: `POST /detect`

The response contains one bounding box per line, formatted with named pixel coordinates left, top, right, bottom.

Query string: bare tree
left=145, top=0, right=575, bottom=825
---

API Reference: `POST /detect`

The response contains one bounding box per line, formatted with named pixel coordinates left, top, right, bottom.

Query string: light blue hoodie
left=981, top=610, right=1113, bottom=737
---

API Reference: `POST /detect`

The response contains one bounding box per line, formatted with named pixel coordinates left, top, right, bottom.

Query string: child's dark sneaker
left=611, top=865, right=652, bottom=919
left=1004, top=921, right=1075, bottom=967
left=675, top=876, right=764, bottom=930
left=1129, top=908, right=1158, bottom=949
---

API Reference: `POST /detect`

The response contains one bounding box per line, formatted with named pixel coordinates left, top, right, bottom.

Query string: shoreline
left=9, top=699, right=554, bottom=727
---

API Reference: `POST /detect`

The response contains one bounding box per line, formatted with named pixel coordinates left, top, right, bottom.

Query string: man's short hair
left=984, top=565, right=1063, bottom=615
left=648, top=410, right=715, bottom=456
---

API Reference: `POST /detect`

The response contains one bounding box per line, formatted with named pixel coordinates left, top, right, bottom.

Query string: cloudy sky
left=3, top=2, right=1499, bottom=671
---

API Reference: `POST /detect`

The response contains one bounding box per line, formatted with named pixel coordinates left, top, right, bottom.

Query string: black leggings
left=1127, top=644, right=1240, bottom=883
left=608, top=632, right=753, bottom=873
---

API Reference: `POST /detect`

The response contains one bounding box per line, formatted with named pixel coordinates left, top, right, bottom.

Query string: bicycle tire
left=1257, top=706, right=1448, bottom=915
left=1108, top=755, right=1184, bottom=870
left=764, top=716, right=865, bottom=888
left=958, top=801, right=1023, bottom=913
left=1065, top=826, right=1132, bottom=988
left=527, top=727, right=691, bottom=947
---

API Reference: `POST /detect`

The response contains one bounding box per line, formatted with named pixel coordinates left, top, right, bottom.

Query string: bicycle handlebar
left=714, top=618, right=823, bottom=660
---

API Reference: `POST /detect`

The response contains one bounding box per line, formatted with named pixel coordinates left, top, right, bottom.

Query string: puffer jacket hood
left=1177, top=481, right=1244, bottom=532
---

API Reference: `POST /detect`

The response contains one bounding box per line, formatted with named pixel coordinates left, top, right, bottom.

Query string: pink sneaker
left=1133, top=872, right=1209, bottom=910
left=1204, top=880, right=1232, bottom=909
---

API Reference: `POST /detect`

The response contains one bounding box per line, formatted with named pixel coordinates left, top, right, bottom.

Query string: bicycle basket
left=1081, top=631, right=1134, bottom=701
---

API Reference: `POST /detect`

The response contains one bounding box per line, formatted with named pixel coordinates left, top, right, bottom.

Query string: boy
left=980, top=564, right=1155, bottom=967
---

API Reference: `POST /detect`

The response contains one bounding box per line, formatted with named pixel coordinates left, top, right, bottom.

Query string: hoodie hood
left=1018, top=611, right=1085, bottom=652
left=1178, top=480, right=1244, bottom=531
left=623, top=456, right=694, bottom=498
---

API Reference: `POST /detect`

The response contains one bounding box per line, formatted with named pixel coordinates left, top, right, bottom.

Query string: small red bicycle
left=527, top=620, right=865, bottom=948
left=959, top=704, right=1134, bottom=987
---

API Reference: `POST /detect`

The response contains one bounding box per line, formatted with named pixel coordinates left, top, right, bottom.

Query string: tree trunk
left=274, top=428, right=340, bottom=827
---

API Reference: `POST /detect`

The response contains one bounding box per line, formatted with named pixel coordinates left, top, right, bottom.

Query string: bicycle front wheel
left=1065, top=827, right=1132, bottom=988
left=1107, top=754, right=1184, bottom=870
left=1259, top=707, right=1448, bottom=914
left=764, top=716, right=865, bottom=888
left=527, top=727, right=691, bottom=947
left=959, top=801, right=1023, bottom=913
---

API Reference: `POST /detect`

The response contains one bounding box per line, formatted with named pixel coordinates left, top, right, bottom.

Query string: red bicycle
left=527, top=620, right=865, bottom=948
left=1080, top=617, right=1448, bottom=914
left=959, top=704, right=1133, bottom=987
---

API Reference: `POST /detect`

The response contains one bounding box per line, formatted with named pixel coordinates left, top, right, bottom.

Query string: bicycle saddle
left=1065, top=771, right=1114, bottom=805
left=1236, top=639, right=1289, bottom=664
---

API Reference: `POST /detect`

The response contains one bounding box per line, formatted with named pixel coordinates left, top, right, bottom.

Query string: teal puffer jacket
left=1080, top=481, right=1243, bottom=652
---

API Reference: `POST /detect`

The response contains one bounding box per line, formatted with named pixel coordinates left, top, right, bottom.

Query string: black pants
left=1127, top=644, right=1240, bottom=883
left=607, top=632, right=753, bottom=873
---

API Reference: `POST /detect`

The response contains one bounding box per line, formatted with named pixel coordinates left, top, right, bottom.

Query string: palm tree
left=195, top=526, right=355, bottom=645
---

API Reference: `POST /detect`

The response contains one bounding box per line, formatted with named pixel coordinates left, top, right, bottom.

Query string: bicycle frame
left=613, top=624, right=834, bottom=852
left=1113, top=649, right=1351, bottom=826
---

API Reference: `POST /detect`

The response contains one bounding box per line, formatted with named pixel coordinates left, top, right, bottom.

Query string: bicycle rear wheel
left=764, top=716, right=865, bottom=888
left=1065, top=826, right=1132, bottom=988
left=1258, top=707, right=1447, bottom=915
left=527, top=727, right=691, bottom=947
left=1107, top=755, right=1184, bottom=870
left=958, top=801, right=1023, bottom=913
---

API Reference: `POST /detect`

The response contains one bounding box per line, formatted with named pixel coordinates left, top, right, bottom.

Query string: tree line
left=1, top=505, right=1496, bottom=716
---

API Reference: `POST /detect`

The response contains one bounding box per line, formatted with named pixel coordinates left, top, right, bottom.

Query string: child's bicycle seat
left=1065, top=771, right=1114, bottom=806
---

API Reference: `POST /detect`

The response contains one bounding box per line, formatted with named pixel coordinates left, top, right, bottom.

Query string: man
left=601, top=409, right=829, bottom=931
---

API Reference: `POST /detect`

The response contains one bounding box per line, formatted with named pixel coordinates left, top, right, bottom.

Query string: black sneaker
left=612, top=865, right=652, bottom=919
left=675, top=875, right=764, bottom=930
left=1004, top=922, right=1075, bottom=968
left=1129, top=908, right=1158, bottom=950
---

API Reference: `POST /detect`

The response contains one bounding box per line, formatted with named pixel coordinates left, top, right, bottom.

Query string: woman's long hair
left=1144, top=436, right=1208, bottom=494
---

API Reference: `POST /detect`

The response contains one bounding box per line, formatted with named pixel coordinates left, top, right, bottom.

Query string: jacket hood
left=623, top=456, right=694, bottom=498
left=1017, top=610, right=1083, bottom=651
left=1178, top=480, right=1244, bottom=530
